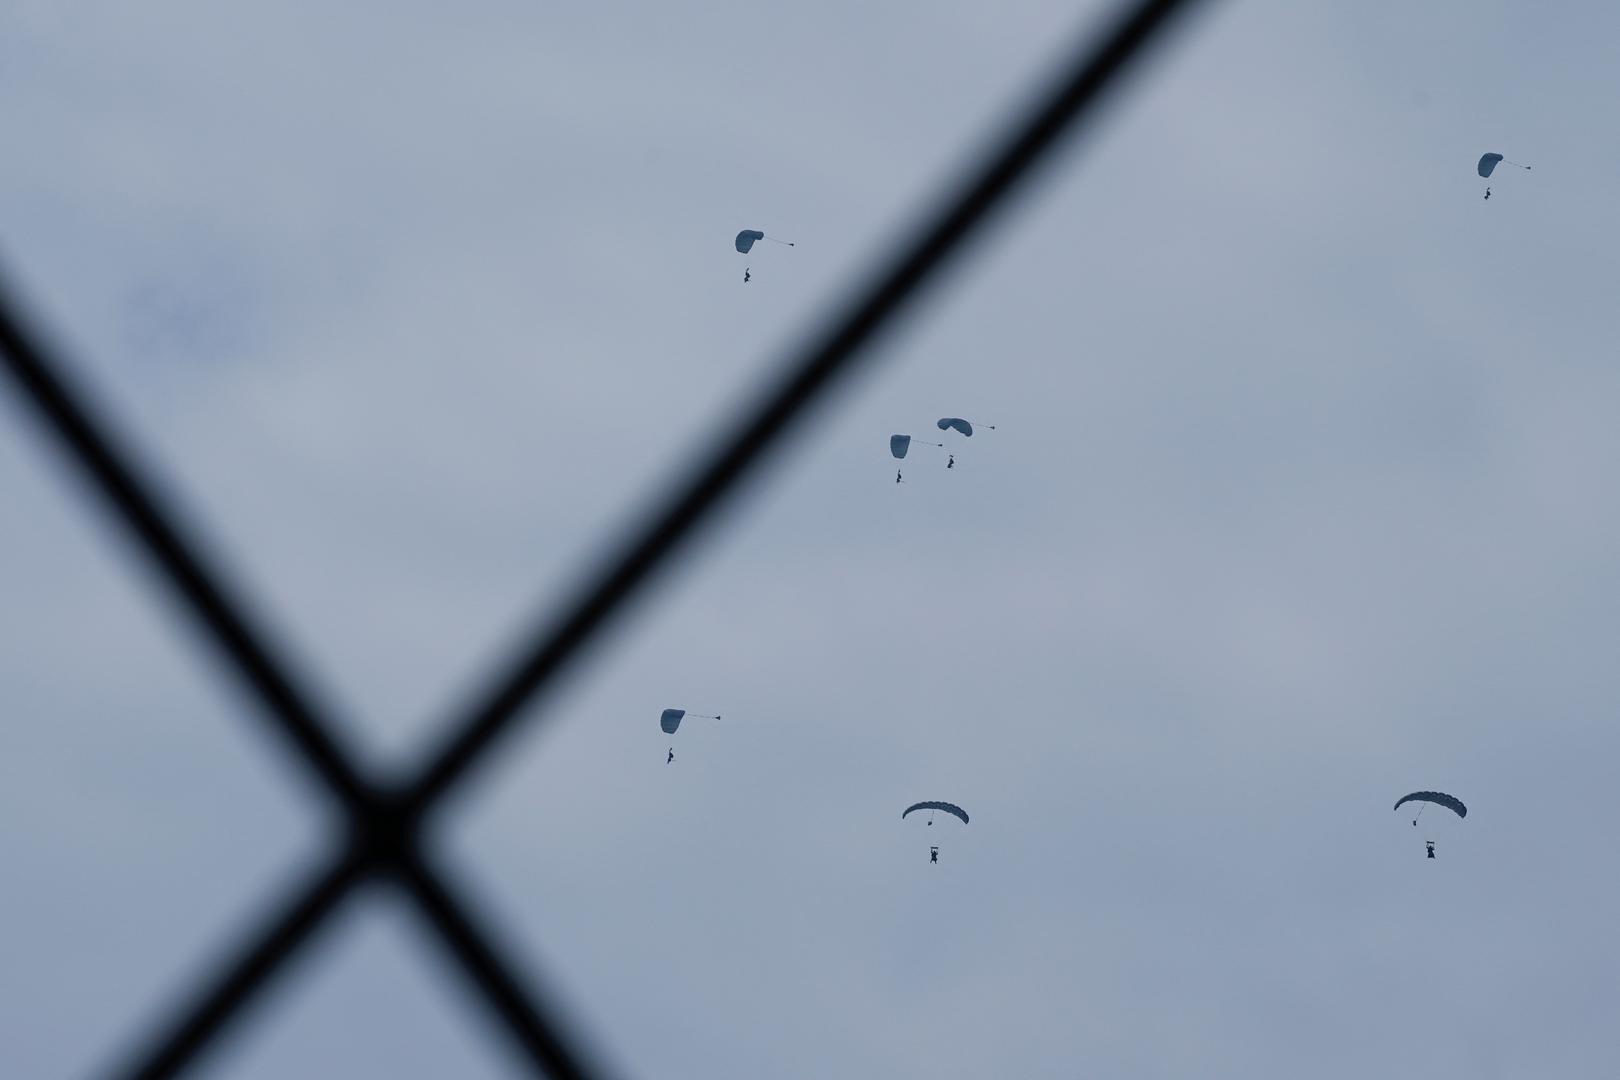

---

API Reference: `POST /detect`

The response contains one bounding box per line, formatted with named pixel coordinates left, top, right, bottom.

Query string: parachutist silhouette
left=947, top=454, right=955, bottom=469
left=930, top=846, right=939, bottom=864
left=896, top=469, right=903, bottom=484
left=1484, top=188, right=1491, bottom=200
left=744, top=267, right=751, bottom=283
left=667, top=748, right=674, bottom=765
left=1426, top=841, right=1436, bottom=859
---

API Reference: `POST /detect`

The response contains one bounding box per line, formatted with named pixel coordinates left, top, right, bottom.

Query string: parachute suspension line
left=1503, top=160, right=1532, bottom=169
left=766, top=237, right=796, bottom=246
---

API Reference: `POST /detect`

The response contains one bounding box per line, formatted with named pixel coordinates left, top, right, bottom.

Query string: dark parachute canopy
left=903, top=801, right=969, bottom=825
left=936, top=417, right=995, bottom=437
left=735, top=229, right=794, bottom=253
left=890, top=434, right=945, bottom=459
left=1477, top=153, right=1530, bottom=180
left=1393, top=791, right=1467, bottom=819
left=661, top=708, right=721, bottom=734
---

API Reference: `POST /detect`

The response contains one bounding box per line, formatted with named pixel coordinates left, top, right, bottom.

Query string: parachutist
left=744, top=267, right=751, bottom=283
left=896, top=469, right=903, bottom=484
left=667, top=748, right=674, bottom=765
left=930, top=846, right=939, bottom=864
left=1484, top=188, right=1491, bottom=200
left=947, top=454, right=954, bottom=469
left=1426, top=841, right=1436, bottom=859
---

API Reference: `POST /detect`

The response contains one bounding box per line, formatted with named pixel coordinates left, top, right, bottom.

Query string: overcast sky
left=5, top=2, right=1620, bottom=1077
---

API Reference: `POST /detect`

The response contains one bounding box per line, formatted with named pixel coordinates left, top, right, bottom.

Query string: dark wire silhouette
left=0, top=0, right=1210, bottom=1075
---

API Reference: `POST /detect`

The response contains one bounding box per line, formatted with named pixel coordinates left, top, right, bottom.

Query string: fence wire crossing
left=0, top=1, right=1203, bottom=1076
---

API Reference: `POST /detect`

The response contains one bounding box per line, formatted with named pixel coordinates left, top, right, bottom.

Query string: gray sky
left=5, top=1, right=1620, bottom=1077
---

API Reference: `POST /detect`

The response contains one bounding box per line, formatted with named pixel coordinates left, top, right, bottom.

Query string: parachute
left=734, top=229, right=795, bottom=253
left=903, top=801, right=969, bottom=825
left=661, top=707, right=720, bottom=735
left=890, top=434, right=946, bottom=459
left=1477, top=153, right=1503, bottom=178
left=1393, top=791, right=1466, bottom=819
left=936, top=417, right=995, bottom=437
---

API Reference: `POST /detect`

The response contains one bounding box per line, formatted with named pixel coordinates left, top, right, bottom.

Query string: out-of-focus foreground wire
left=0, top=0, right=1208, bottom=1076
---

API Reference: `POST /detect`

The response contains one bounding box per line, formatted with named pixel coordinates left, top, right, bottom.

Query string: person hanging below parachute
left=890, top=433, right=948, bottom=482
left=903, top=800, right=968, bottom=863
left=735, top=229, right=794, bottom=282
left=1478, top=153, right=1530, bottom=200
left=660, top=707, right=722, bottom=763
left=1393, top=790, right=1466, bottom=858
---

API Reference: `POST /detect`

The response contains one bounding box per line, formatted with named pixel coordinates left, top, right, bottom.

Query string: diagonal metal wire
left=0, top=280, right=373, bottom=816
left=108, top=848, right=366, bottom=1080
left=0, top=0, right=1208, bottom=1077
left=100, top=802, right=616, bottom=1080
left=395, top=848, right=614, bottom=1079
left=0, top=282, right=614, bottom=1078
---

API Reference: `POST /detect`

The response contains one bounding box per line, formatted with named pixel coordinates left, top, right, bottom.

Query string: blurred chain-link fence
left=0, top=1, right=1204, bottom=1076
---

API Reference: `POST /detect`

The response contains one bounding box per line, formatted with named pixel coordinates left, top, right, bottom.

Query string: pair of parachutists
left=903, top=791, right=1466, bottom=864
left=1384, top=155, right=1505, bottom=859
left=891, top=417, right=994, bottom=483
left=660, top=708, right=968, bottom=864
